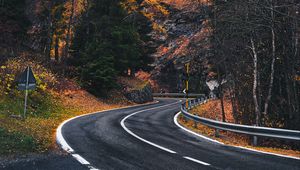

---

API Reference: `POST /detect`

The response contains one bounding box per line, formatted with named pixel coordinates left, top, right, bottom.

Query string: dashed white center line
left=183, top=156, right=211, bottom=166
left=72, top=154, right=91, bottom=165
left=88, top=165, right=100, bottom=170
left=121, top=100, right=213, bottom=167
left=121, top=101, right=181, bottom=154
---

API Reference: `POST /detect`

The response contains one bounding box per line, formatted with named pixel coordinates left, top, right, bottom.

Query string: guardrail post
left=253, top=136, right=258, bottom=146
left=181, top=106, right=187, bottom=122
left=215, top=129, right=220, bottom=138
left=215, top=117, right=220, bottom=137
left=252, top=124, right=258, bottom=146
left=194, top=122, right=197, bottom=128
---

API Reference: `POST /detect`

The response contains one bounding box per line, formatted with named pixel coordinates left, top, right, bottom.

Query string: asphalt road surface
left=61, top=98, right=299, bottom=170
left=3, top=98, right=299, bottom=170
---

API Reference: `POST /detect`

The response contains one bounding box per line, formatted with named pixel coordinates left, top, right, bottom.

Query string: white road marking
left=56, top=100, right=159, bottom=170
left=174, top=112, right=300, bottom=160
left=174, top=112, right=224, bottom=145
left=121, top=100, right=216, bottom=167
left=183, top=156, right=211, bottom=166
left=121, top=101, right=182, bottom=154
left=57, top=120, right=75, bottom=153
left=88, top=166, right=100, bottom=170
left=72, top=154, right=90, bottom=165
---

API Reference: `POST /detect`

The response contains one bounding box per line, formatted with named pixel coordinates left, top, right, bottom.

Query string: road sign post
left=18, top=66, right=36, bottom=119
left=185, top=63, right=190, bottom=109
left=23, top=68, right=29, bottom=119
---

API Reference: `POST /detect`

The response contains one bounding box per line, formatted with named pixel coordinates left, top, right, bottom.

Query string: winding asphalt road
left=59, top=98, right=299, bottom=170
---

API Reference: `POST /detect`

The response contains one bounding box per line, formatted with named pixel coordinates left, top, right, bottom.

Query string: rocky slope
left=133, top=0, right=212, bottom=92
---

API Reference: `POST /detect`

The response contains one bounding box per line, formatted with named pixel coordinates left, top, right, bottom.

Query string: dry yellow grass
left=0, top=87, right=131, bottom=153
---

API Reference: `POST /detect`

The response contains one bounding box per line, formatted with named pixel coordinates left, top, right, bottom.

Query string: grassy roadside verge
left=177, top=100, right=300, bottom=158
left=0, top=57, right=134, bottom=156
left=0, top=89, right=131, bottom=155
left=0, top=128, right=37, bottom=155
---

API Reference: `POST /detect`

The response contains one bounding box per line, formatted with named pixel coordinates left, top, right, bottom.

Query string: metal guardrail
left=180, top=98, right=300, bottom=141
left=153, top=93, right=205, bottom=98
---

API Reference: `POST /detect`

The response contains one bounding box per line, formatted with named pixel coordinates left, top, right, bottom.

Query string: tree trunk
left=220, top=93, right=226, bottom=122
left=54, top=35, right=59, bottom=62
left=294, top=2, right=299, bottom=112
left=257, top=70, right=263, bottom=126
left=217, top=65, right=226, bottom=122
left=251, top=38, right=261, bottom=126
left=62, top=0, right=75, bottom=63
left=46, top=1, right=53, bottom=61
left=85, top=0, right=90, bottom=35
left=263, top=2, right=276, bottom=116
left=230, top=85, right=238, bottom=123
left=292, top=3, right=300, bottom=128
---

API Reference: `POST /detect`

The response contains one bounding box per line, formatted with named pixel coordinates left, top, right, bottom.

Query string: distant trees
left=209, top=0, right=300, bottom=129
left=1, top=0, right=153, bottom=95
left=69, top=0, right=153, bottom=94
left=0, top=0, right=30, bottom=57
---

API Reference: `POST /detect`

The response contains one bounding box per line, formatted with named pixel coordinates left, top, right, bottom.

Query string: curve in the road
left=57, top=98, right=300, bottom=170
left=121, top=100, right=212, bottom=166
left=120, top=101, right=181, bottom=154
left=56, top=101, right=159, bottom=170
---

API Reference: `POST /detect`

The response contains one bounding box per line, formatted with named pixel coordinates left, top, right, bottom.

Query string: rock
left=125, top=84, right=153, bottom=104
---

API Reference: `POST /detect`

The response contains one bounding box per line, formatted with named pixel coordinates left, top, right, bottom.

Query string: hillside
left=0, top=56, right=153, bottom=155
left=124, top=0, right=212, bottom=92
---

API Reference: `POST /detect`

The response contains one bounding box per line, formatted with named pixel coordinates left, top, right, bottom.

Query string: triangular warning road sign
left=18, top=66, right=36, bottom=90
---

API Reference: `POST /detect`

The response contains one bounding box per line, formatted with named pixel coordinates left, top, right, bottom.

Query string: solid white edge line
left=120, top=100, right=182, bottom=154
left=174, top=112, right=224, bottom=145
left=183, top=156, right=211, bottom=166
left=174, top=111, right=300, bottom=160
left=56, top=119, right=75, bottom=153
left=56, top=100, right=159, bottom=169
